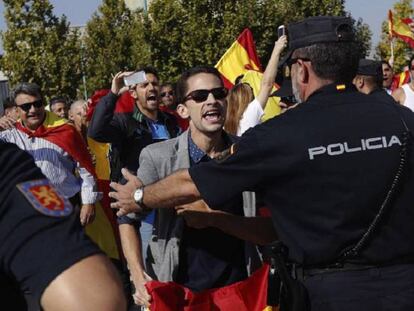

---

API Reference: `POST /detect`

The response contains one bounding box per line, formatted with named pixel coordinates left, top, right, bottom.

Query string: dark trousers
left=304, top=264, right=414, bottom=311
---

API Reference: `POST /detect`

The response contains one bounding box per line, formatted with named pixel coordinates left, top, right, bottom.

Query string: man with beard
left=110, top=17, right=414, bottom=311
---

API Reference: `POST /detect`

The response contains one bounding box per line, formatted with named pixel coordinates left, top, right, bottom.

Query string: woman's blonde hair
left=224, top=83, right=254, bottom=135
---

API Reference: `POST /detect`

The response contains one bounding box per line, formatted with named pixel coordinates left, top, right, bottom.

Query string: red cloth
left=16, top=118, right=95, bottom=176
left=146, top=264, right=270, bottom=311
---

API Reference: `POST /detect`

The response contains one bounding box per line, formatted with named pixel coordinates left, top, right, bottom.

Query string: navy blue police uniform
left=187, top=17, right=414, bottom=310
left=0, top=141, right=101, bottom=310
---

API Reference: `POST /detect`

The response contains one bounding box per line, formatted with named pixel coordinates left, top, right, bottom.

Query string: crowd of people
left=2, top=14, right=414, bottom=311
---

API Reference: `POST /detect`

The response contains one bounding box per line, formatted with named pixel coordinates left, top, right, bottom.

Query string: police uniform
left=0, top=141, right=101, bottom=310
left=187, top=17, right=414, bottom=310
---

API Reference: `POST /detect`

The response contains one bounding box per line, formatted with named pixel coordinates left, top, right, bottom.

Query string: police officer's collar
left=306, top=83, right=356, bottom=101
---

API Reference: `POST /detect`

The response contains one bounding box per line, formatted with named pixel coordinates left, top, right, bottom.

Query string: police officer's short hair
left=176, top=66, right=223, bottom=104
left=12, top=82, right=42, bottom=102
left=293, top=41, right=360, bottom=84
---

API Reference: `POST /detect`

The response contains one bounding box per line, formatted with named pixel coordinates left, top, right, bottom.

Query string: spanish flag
left=215, top=28, right=262, bottom=89
left=145, top=264, right=278, bottom=311
left=388, top=10, right=414, bottom=49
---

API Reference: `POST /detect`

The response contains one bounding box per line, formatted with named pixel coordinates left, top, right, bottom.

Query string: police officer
left=110, top=16, right=414, bottom=310
left=0, top=141, right=126, bottom=310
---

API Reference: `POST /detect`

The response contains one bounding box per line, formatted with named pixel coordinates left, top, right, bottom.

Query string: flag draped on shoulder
left=145, top=264, right=279, bottom=311
left=389, top=10, right=414, bottom=49
left=215, top=28, right=262, bottom=89
left=15, top=111, right=95, bottom=176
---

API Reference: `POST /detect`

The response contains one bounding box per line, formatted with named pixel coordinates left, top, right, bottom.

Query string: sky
left=0, top=0, right=406, bottom=56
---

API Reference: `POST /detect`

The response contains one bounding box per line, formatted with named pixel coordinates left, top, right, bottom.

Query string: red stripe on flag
left=237, top=29, right=262, bottom=72
left=221, top=74, right=234, bottom=90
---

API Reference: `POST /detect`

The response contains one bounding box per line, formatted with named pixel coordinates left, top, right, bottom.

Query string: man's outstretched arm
left=109, top=168, right=200, bottom=216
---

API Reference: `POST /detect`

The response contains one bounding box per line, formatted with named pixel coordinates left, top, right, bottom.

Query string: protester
left=0, top=141, right=126, bottom=311
left=392, top=55, right=414, bottom=110
left=0, top=96, right=19, bottom=130
left=117, top=66, right=275, bottom=307
left=159, top=83, right=176, bottom=109
left=110, top=16, right=414, bottom=310
left=225, top=35, right=287, bottom=136
left=0, top=82, right=98, bottom=226
left=49, top=96, right=69, bottom=119
left=68, top=99, right=88, bottom=138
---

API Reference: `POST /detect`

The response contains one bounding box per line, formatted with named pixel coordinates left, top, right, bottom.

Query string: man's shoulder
left=142, top=134, right=183, bottom=156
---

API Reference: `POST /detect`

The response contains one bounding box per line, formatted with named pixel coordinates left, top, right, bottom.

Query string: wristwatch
left=133, top=186, right=144, bottom=205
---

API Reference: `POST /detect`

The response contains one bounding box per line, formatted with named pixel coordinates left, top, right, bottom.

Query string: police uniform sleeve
left=0, top=142, right=101, bottom=306
left=189, top=128, right=267, bottom=208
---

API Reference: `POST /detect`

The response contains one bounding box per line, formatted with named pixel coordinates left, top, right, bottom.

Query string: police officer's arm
left=87, top=72, right=131, bottom=143
left=391, top=87, right=406, bottom=106
left=176, top=200, right=277, bottom=245
left=256, top=35, right=287, bottom=107
left=41, top=254, right=126, bottom=311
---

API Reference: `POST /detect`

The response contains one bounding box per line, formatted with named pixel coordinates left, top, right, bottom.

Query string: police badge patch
left=16, top=179, right=73, bottom=217
left=214, top=143, right=238, bottom=163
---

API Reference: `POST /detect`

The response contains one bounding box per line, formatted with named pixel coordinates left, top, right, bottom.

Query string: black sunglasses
left=184, top=87, right=228, bottom=103
left=17, top=99, right=43, bottom=112
left=161, top=90, right=174, bottom=97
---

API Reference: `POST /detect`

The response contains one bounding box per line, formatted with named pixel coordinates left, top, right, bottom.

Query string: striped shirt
left=0, top=128, right=99, bottom=204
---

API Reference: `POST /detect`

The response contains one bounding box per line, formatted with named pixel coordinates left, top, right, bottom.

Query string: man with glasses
left=392, top=55, right=414, bottom=111
left=159, top=82, right=189, bottom=131
left=0, top=82, right=98, bottom=226
left=110, top=16, right=414, bottom=310
left=116, top=66, right=274, bottom=307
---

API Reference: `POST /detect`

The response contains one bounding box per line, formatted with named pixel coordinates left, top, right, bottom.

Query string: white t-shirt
left=237, top=98, right=264, bottom=136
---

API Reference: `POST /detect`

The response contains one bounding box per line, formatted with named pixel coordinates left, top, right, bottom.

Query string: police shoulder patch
left=214, top=143, right=238, bottom=163
left=16, top=179, right=73, bottom=217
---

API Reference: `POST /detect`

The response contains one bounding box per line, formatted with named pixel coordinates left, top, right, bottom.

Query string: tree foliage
left=376, top=0, right=414, bottom=72
left=1, top=0, right=82, bottom=101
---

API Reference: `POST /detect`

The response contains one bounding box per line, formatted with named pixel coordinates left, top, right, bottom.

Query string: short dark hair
left=49, top=96, right=67, bottom=109
left=381, top=60, right=392, bottom=69
left=12, top=82, right=42, bottom=102
left=176, top=66, right=223, bottom=104
left=136, top=66, right=159, bottom=81
left=293, top=41, right=360, bottom=84
left=2, top=96, right=15, bottom=109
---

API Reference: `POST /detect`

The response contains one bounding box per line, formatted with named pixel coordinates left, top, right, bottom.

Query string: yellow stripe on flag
left=87, top=137, right=110, bottom=180
left=216, top=41, right=261, bottom=86
left=241, top=70, right=281, bottom=121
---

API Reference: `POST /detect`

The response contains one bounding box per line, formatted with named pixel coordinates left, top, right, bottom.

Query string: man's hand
left=131, top=272, right=152, bottom=307
left=175, top=200, right=214, bottom=229
left=111, top=71, right=134, bottom=96
left=109, top=168, right=143, bottom=217
left=274, top=35, right=288, bottom=55
left=80, top=204, right=95, bottom=226
left=0, top=116, right=16, bottom=131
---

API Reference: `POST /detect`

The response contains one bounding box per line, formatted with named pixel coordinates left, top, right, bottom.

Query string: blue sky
left=0, top=0, right=404, bottom=56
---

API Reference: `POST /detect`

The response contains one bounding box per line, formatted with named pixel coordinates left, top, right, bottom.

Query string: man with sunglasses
left=116, top=66, right=275, bottom=307
left=392, top=55, right=414, bottom=111
left=110, top=16, right=414, bottom=310
left=0, top=82, right=98, bottom=227
left=159, top=82, right=189, bottom=131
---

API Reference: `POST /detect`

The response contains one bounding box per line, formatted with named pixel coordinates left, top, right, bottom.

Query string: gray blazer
left=136, top=130, right=260, bottom=282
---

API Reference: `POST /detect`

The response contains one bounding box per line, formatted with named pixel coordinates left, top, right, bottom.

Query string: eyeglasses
left=161, top=90, right=174, bottom=97
left=17, top=99, right=43, bottom=112
left=183, top=87, right=228, bottom=103
left=286, top=57, right=311, bottom=68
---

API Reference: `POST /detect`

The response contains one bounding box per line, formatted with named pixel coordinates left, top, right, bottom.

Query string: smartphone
left=123, top=71, right=147, bottom=86
left=278, top=25, right=286, bottom=38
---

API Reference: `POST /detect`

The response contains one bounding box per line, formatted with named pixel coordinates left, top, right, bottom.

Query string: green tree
left=1, top=0, right=83, bottom=101
left=376, top=0, right=414, bottom=72
left=83, top=0, right=150, bottom=94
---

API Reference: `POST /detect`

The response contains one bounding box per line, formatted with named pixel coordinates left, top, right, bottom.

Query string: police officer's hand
left=80, top=204, right=95, bottom=226
left=109, top=168, right=143, bottom=216
left=175, top=200, right=213, bottom=229
left=111, top=71, right=133, bottom=96
left=131, top=271, right=152, bottom=307
left=0, top=116, right=16, bottom=131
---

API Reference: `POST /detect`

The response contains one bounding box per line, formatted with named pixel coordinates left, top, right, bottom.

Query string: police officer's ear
left=296, top=59, right=310, bottom=84
left=176, top=103, right=190, bottom=119
left=353, top=76, right=364, bottom=89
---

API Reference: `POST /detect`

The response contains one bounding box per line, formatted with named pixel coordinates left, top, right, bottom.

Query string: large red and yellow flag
left=215, top=28, right=262, bottom=89
left=144, top=264, right=278, bottom=311
left=389, top=10, right=414, bottom=49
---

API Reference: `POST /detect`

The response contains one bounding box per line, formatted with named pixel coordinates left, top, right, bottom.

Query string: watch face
left=133, top=188, right=143, bottom=203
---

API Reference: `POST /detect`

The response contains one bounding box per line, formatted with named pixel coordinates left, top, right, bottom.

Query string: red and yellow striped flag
left=215, top=28, right=262, bottom=89
left=389, top=10, right=414, bottom=48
